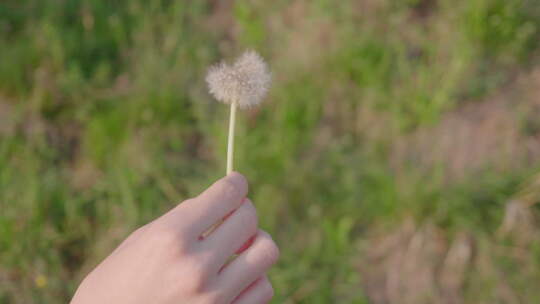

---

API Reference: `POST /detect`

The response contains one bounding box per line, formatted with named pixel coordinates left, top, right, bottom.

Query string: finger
left=232, top=276, right=274, bottom=304
left=201, top=200, right=258, bottom=270
left=163, top=172, right=248, bottom=236
left=218, top=231, right=279, bottom=298
left=236, top=235, right=256, bottom=255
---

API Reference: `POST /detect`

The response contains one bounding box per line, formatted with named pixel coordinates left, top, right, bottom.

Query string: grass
left=1, top=0, right=540, bottom=303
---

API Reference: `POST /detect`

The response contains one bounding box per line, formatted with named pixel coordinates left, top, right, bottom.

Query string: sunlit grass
left=0, top=0, right=539, bottom=303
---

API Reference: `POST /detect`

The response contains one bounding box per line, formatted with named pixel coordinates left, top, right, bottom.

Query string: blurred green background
left=1, top=0, right=540, bottom=303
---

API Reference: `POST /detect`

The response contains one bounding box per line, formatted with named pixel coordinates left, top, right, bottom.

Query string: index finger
left=166, top=172, right=248, bottom=237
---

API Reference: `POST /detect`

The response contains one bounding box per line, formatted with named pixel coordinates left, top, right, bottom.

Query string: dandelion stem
left=226, top=102, right=237, bottom=175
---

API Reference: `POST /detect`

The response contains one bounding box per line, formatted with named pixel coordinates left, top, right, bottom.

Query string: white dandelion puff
left=206, top=50, right=271, bottom=109
left=206, top=50, right=272, bottom=174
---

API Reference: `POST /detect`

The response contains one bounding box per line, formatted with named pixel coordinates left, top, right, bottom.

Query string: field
left=1, top=0, right=540, bottom=303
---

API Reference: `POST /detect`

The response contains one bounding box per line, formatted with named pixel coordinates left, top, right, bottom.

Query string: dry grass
left=360, top=220, right=470, bottom=304
left=391, top=67, right=540, bottom=182
left=361, top=172, right=540, bottom=304
left=359, top=65, right=540, bottom=303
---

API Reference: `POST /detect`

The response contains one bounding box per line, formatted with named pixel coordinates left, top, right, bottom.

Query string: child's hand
left=71, top=173, right=279, bottom=304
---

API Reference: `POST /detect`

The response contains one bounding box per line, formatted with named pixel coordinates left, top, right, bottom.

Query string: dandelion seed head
left=206, top=50, right=271, bottom=109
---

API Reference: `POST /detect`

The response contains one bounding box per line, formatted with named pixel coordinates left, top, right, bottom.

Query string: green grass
left=1, top=0, right=540, bottom=303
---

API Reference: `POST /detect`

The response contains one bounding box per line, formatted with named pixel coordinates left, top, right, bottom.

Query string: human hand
left=71, top=172, right=279, bottom=304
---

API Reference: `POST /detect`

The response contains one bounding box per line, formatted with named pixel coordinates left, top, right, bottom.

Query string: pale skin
left=71, top=172, right=279, bottom=304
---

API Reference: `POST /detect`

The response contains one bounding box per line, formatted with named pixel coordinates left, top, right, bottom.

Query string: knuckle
left=202, top=292, right=223, bottom=304
left=147, top=226, right=186, bottom=251
left=261, top=280, right=274, bottom=301
left=258, top=234, right=280, bottom=266
left=183, top=262, right=212, bottom=294
left=196, top=253, right=217, bottom=275
left=188, top=273, right=206, bottom=293
left=239, top=201, right=258, bottom=231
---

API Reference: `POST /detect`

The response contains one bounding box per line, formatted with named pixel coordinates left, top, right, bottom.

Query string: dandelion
left=206, top=50, right=271, bottom=174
